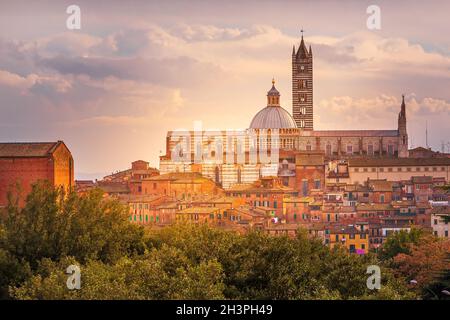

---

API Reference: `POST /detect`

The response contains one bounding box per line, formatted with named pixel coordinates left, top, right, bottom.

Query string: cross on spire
left=301, top=28, right=304, bottom=39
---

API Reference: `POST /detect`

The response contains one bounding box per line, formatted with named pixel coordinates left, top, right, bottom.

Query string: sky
left=0, top=0, right=449, bottom=179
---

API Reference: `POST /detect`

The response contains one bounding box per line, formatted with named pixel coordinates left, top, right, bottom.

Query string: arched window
left=237, top=167, right=242, bottom=184
left=215, top=166, right=220, bottom=184
left=326, top=143, right=332, bottom=156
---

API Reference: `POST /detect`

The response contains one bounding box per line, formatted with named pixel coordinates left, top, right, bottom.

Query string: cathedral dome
left=249, top=79, right=297, bottom=129
left=249, top=106, right=297, bottom=129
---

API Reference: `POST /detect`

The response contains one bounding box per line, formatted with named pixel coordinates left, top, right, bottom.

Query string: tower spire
left=267, top=78, right=280, bottom=107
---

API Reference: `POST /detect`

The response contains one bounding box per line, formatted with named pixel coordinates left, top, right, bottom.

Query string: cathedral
left=159, top=34, right=409, bottom=189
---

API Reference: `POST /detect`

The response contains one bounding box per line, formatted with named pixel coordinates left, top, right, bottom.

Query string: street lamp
left=410, top=280, right=450, bottom=299
left=441, top=289, right=450, bottom=296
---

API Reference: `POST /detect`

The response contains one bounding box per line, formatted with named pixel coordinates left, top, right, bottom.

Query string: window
left=273, top=201, right=277, bottom=208
left=347, top=145, right=353, bottom=155
left=350, top=234, right=355, bottom=239
left=293, top=213, right=297, bottom=220
left=361, top=233, right=367, bottom=239
left=326, top=144, right=332, bottom=156
left=416, top=167, right=421, bottom=172
left=335, top=235, right=339, bottom=242
left=153, top=183, right=157, bottom=189
left=210, top=213, right=214, bottom=219
left=388, top=168, right=393, bottom=172
left=397, top=168, right=402, bottom=172
left=434, top=219, right=438, bottom=225
left=299, top=120, right=305, bottom=128
left=299, top=80, right=307, bottom=89
left=379, top=168, right=384, bottom=172
left=445, top=230, right=449, bottom=237
left=371, top=168, right=376, bottom=172
left=306, top=143, right=312, bottom=151
left=314, top=180, right=321, bottom=189
left=388, top=145, right=394, bottom=155
left=367, top=144, right=374, bottom=156
left=302, top=180, right=308, bottom=196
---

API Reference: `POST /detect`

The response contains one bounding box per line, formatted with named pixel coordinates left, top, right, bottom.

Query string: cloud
left=317, top=94, right=450, bottom=130
left=0, top=20, right=449, bottom=174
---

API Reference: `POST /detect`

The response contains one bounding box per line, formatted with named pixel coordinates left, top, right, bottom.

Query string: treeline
left=0, top=181, right=448, bottom=300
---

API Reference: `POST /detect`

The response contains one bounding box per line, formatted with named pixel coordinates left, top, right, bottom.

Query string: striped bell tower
left=292, top=30, right=313, bottom=130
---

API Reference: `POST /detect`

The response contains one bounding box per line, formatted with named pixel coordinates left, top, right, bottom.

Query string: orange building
left=225, top=177, right=296, bottom=217
left=176, top=206, right=222, bottom=225
left=120, top=195, right=168, bottom=225
left=0, top=141, right=74, bottom=207
left=141, top=172, right=222, bottom=199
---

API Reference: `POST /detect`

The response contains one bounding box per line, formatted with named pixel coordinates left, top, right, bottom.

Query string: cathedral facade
left=159, top=34, right=408, bottom=189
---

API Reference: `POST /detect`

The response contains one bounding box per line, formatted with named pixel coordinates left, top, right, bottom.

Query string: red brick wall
left=295, top=165, right=325, bottom=195
left=0, top=157, right=53, bottom=207
left=0, top=143, right=74, bottom=207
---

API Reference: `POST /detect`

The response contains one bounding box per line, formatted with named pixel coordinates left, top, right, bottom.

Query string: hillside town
left=0, top=34, right=449, bottom=256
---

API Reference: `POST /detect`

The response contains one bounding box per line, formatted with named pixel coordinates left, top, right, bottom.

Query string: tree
left=1, top=181, right=146, bottom=267
left=378, top=227, right=429, bottom=261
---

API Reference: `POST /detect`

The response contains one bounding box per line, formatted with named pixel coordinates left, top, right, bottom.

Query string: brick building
left=0, top=141, right=74, bottom=207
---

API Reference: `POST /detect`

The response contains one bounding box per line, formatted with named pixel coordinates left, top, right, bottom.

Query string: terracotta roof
left=431, top=206, right=450, bottom=215
left=296, top=153, right=324, bottom=166
left=177, top=207, right=220, bottom=214
left=356, top=203, right=393, bottom=211
left=330, top=225, right=369, bottom=234
left=145, top=172, right=212, bottom=183
left=368, top=180, right=394, bottom=192
left=348, top=157, right=450, bottom=167
left=411, top=176, right=433, bottom=183
left=0, top=141, right=63, bottom=157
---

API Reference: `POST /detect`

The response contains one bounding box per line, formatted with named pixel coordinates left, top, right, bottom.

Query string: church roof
left=0, top=141, right=64, bottom=158
left=296, top=36, right=309, bottom=59
left=250, top=106, right=297, bottom=129
left=311, top=130, right=398, bottom=137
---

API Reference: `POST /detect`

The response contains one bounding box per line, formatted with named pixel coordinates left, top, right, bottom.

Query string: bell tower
left=398, top=94, right=408, bottom=158
left=292, top=30, right=313, bottom=130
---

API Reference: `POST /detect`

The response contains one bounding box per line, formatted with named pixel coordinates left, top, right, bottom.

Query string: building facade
left=0, top=141, right=74, bottom=207
left=160, top=33, right=410, bottom=191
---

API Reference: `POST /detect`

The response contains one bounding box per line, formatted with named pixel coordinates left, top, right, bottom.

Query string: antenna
left=425, top=121, right=429, bottom=149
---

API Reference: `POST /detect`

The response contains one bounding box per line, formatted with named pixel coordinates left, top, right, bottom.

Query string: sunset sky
left=1, top=0, right=449, bottom=179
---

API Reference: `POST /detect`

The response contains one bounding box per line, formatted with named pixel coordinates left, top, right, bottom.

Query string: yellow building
left=329, top=224, right=369, bottom=254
